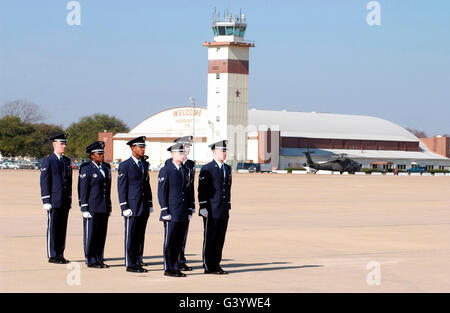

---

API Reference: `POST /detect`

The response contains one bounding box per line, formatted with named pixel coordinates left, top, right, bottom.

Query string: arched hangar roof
left=117, top=107, right=418, bottom=143
left=248, top=109, right=418, bottom=142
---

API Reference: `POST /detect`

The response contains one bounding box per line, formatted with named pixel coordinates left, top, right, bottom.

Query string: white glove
left=199, top=208, right=208, bottom=218
left=82, top=212, right=92, bottom=219
left=43, top=203, right=52, bottom=211
left=188, top=215, right=192, bottom=220
left=149, top=207, right=154, bottom=213
left=162, top=214, right=172, bottom=221
left=123, top=209, right=132, bottom=217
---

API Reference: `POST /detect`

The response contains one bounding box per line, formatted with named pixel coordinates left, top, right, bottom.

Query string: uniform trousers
left=46, top=208, right=69, bottom=259
left=163, top=221, right=187, bottom=272
left=124, top=213, right=149, bottom=268
left=83, top=213, right=109, bottom=266
left=202, top=217, right=228, bottom=272
left=178, top=219, right=190, bottom=264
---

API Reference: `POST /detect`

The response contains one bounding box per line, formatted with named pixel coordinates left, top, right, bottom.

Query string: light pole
left=189, top=96, right=195, bottom=162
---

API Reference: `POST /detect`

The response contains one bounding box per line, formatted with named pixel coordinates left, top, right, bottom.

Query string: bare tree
left=0, top=99, right=46, bottom=123
left=406, top=128, right=427, bottom=138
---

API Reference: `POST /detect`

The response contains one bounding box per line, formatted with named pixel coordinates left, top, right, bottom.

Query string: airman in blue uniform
left=117, top=136, right=153, bottom=273
left=164, top=135, right=195, bottom=271
left=40, top=133, right=72, bottom=264
left=158, top=143, right=192, bottom=277
left=78, top=141, right=111, bottom=268
left=198, top=140, right=232, bottom=274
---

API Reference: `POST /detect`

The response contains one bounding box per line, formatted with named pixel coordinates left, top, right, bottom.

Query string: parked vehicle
left=3, top=161, right=19, bottom=169
left=0, top=160, right=38, bottom=169
left=30, top=160, right=41, bottom=169
left=15, top=160, right=38, bottom=169
left=237, top=162, right=272, bottom=173
left=259, top=163, right=272, bottom=172
left=407, top=166, right=427, bottom=173
left=248, top=164, right=259, bottom=173
left=110, top=161, right=121, bottom=171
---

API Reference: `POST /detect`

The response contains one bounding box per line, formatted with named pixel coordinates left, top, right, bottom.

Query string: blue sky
left=0, top=0, right=449, bottom=135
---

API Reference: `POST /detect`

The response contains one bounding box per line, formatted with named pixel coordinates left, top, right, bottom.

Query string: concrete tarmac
left=1, top=170, right=449, bottom=292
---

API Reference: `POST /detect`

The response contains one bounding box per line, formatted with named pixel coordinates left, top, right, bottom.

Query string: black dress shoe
left=217, top=268, right=228, bottom=275
left=57, top=257, right=70, bottom=264
left=99, top=262, right=110, bottom=268
left=127, top=266, right=144, bottom=273
left=204, top=269, right=227, bottom=275
left=48, top=257, right=58, bottom=264
left=175, top=270, right=187, bottom=277
left=164, top=270, right=177, bottom=277
left=139, top=261, right=148, bottom=267
left=164, top=270, right=185, bottom=277
left=87, top=263, right=103, bottom=268
left=138, top=266, right=148, bottom=273
left=179, top=264, right=193, bottom=271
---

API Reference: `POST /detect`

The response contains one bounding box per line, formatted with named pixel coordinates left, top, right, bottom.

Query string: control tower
left=203, top=10, right=255, bottom=167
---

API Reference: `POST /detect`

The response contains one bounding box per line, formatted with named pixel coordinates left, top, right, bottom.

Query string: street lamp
left=189, top=96, right=195, bottom=162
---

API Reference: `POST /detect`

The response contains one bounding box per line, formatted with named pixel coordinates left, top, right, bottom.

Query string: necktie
left=138, top=159, right=144, bottom=175
left=179, top=166, right=184, bottom=180
left=59, top=157, right=65, bottom=174
left=99, top=164, right=105, bottom=178
left=222, top=165, right=226, bottom=179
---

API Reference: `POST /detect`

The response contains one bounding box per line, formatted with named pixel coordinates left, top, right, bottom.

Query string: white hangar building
left=100, top=106, right=450, bottom=171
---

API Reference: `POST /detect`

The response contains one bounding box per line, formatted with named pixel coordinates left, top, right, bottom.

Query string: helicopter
left=303, top=151, right=362, bottom=174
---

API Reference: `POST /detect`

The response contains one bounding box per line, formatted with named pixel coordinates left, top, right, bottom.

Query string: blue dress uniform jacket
left=77, top=161, right=111, bottom=266
left=164, top=158, right=195, bottom=267
left=39, top=153, right=73, bottom=260
left=117, top=157, right=153, bottom=216
left=40, top=153, right=73, bottom=209
left=158, top=160, right=192, bottom=273
left=78, top=161, right=112, bottom=213
left=158, top=161, right=192, bottom=223
left=117, top=156, right=152, bottom=269
left=198, top=160, right=232, bottom=220
left=164, top=158, right=195, bottom=214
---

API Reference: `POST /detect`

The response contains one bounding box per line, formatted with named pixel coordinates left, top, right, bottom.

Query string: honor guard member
left=158, top=143, right=192, bottom=277
left=117, top=136, right=153, bottom=273
left=198, top=140, right=232, bottom=275
left=40, top=133, right=72, bottom=264
left=164, top=135, right=195, bottom=271
left=78, top=141, right=111, bottom=268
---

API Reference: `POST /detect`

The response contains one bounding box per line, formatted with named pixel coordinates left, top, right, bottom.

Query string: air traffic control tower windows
left=212, top=25, right=246, bottom=38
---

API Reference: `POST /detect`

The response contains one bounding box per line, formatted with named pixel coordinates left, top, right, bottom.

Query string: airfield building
left=99, top=12, right=450, bottom=171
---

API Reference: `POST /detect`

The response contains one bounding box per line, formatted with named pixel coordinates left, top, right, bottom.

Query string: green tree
left=0, top=116, right=64, bottom=158
left=0, top=116, right=35, bottom=157
left=65, top=113, right=129, bottom=159
left=27, top=123, right=64, bottom=158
